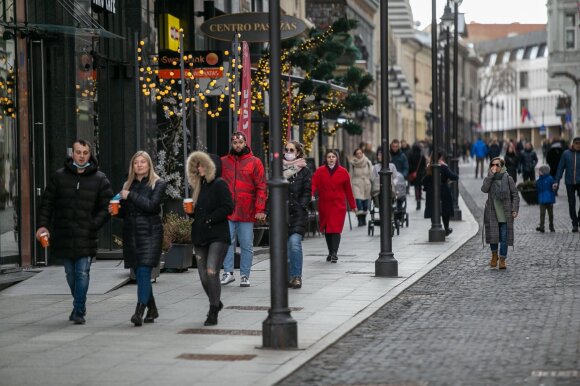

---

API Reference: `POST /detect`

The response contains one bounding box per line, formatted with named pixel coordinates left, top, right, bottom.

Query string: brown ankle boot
left=490, top=251, right=498, bottom=268
left=498, top=257, right=506, bottom=269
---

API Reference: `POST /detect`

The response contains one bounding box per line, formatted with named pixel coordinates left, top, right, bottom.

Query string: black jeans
left=194, top=242, right=228, bottom=307
left=324, top=233, right=341, bottom=255
left=565, top=184, right=580, bottom=227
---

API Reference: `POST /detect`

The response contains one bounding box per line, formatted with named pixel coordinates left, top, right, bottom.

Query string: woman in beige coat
left=350, top=147, right=374, bottom=226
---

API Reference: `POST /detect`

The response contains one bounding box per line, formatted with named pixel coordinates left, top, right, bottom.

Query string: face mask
left=284, top=152, right=296, bottom=161
left=73, top=162, right=91, bottom=169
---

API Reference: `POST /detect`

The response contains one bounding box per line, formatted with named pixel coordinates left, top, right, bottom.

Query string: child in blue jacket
left=536, top=165, right=556, bottom=232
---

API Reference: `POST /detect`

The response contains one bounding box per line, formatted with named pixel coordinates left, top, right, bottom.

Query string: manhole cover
left=179, top=328, right=261, bottom=336
left=177, top=353, right=256, bottom=361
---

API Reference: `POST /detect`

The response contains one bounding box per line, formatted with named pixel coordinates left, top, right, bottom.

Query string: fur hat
left=186, top=151, right=217, bottom=209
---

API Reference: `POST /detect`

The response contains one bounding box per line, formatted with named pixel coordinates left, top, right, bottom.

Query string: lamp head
left=440, top=4, right=454, bottom=29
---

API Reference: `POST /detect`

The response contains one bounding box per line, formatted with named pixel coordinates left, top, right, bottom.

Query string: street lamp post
left=375, top=0, right=397, bottom=277
left=429, top=0, right=446, bottom=242
left=262, top=0, right=298, bottom=349
left=444, top=27, right=451, bottom=156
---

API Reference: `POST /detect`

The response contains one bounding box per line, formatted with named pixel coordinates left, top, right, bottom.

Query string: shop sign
left=158, top=50, right=224, bottom=79
left=200, top=12, right=308, bottom=42
left=91, top=0, right=116, bottom=14
left=164, top=14, right=181, bottom=52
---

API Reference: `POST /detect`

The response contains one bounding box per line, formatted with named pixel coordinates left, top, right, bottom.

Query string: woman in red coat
left=312, top=149, right=357, bottom=263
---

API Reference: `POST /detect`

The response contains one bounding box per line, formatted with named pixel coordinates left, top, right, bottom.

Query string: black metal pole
left=429, top=0, right=446, bottom=242
left=375, top=0, right=397, bottom=277
left=445, top=29, right=451, bottom=156
left=438, top=53, right=444, bottom=150
left=262, top=0, right=298, bottom=349
left=451, top=1, right=462, bottom=221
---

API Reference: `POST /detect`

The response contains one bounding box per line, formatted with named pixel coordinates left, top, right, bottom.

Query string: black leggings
left=324, top=233, right=341, bottom=255
left=442, top=215, right=450, bottom=232
left=194, top=242, right=228, bottom=307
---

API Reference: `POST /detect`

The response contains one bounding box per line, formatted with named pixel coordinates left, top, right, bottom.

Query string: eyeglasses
left=491, top=163, right=501, bottom=167
left=284, top=148, right=295, bottom=153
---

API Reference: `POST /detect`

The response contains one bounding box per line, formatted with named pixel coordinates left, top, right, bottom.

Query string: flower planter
left=519, top=189, right=538, bottom=205
left=163, top=243, right=193, bottom=271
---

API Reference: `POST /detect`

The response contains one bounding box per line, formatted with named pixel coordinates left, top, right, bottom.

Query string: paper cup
left=183, top=198, right=194, bottom=214
left=110, top=200, right=120, bottom=216
left=39, top=232, right=50, bottom=248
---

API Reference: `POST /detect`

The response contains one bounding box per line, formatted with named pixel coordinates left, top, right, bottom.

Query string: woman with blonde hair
left=185, top=151, right=233, bottom=326
left=109, top=151, right=166, bottom=326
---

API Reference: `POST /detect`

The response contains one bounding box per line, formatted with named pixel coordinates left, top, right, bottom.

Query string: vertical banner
left=286, top=78, right=292, bottom=142
left=237, top=41, right=252, bottom=146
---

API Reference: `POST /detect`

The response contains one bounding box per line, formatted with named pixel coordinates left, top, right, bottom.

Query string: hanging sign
left=158, top=50, right=224, bottom=79
left=91, top=0, right=116, bottom=14
left=200, top=12, right=308, bottom=42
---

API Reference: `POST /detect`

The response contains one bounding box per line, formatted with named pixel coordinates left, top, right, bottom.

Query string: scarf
left=326, top=163, right=338, bottom=176
left=230, top=146, right=250, bottom=157
left=283, top=158, right=307, bottom=179
left=490, top=166, right=510, bottom=201
left=350, top=155, right=370, bottom=169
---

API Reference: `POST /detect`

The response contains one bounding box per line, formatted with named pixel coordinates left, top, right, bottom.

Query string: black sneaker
left=445, top=228, right=453, bottom=236
left=326, top=255, right=332, bottom=262
left=536, top=227, right=545, bottom=233
left=573, top=226, right=579, bottom=233
left=331, top=254, right=338, bottom=263
left=549, top=225, right=555, bottom=232
left=71, top=311, right=86, bottom=325
left=69, top=308, right=86, bottom=321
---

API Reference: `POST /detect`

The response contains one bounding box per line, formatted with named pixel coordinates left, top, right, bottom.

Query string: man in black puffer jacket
left=36, top=139, right=113, bottom=324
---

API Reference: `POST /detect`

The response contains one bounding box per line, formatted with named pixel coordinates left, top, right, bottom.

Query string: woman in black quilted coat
left=111, top=151, right=166, bottom=326
left=283, top=140, right=312, bottom=289
left=185, top=151, right=233, bottom=326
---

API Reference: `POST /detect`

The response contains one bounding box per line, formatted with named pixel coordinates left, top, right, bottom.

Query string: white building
left=475, top=29, right=566, bottom=146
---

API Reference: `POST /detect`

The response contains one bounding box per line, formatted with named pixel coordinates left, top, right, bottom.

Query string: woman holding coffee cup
left=185, top=151, right=233, bottom=326
left=109, top=151, right=166, bottom=326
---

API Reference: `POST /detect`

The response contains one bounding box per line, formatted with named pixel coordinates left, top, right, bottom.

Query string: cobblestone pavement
left=279, top=165, right=580, bottom=386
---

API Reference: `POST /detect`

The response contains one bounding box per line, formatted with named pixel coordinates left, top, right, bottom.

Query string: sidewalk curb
left=260, top=195, right=480, bottom=386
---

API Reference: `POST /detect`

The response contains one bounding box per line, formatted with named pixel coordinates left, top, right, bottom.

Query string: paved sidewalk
left=0, top=193, right=478, bottom=386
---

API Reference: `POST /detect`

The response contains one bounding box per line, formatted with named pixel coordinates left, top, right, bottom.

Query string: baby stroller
left=392, top=171, right=409, bottom=230
left=368, top=165, right=408, bottom=236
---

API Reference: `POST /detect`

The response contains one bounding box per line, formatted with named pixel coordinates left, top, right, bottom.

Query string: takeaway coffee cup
left=110, top=200, right=120, bottom=216
left=183, top=198, right=194, bottom=214
left=39, top=232, right=50, bottom=248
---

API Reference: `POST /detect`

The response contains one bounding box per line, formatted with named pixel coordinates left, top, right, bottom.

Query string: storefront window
left=0, top=0, right=19, bottom=264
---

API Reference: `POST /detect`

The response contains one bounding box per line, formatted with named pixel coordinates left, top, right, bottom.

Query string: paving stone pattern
left=279, top=169, right=580, bottom=386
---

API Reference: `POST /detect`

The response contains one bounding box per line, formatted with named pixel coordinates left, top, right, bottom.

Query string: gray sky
left=409, top=0, right=548, bottom=29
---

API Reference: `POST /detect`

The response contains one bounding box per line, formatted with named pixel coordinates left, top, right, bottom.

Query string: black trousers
left=565, top=184, right=580, bottom=227
left=324, top=233, right=341, bottom=255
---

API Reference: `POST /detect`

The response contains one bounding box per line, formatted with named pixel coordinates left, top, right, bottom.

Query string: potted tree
left=517, top=180, right=538, bottom=205
left=162, top=213, right=194, bottom=271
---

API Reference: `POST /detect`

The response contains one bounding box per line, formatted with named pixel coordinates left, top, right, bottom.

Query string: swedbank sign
left=200, top=12, right=308, bottom=42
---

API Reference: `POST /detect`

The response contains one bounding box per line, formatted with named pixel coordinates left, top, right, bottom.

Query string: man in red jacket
left=220, top=132, right=267, bottom=287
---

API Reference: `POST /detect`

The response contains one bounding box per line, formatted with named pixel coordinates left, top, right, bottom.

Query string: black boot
left=204, top=305, right=220, bottom=326
left=416, top=201, right=421, bottom=210
left=131, top=303, right=147, bottom=327
left=357, top=214, right=365, bottom=227
left=144, top=295, right=159, bottom=323
left=330, top=252, right=338, bottom=263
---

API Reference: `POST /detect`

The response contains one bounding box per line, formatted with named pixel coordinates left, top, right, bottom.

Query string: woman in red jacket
left=312, top=149, right=357, bottom=263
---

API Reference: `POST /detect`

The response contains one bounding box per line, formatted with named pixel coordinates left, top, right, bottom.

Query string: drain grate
left=177, top=353, right=256, bottom=361
left=225, top=305, right=303, bottom=311
left=531, top=370, right=579, bottom=378
left=179, top=328, right=261, bottom=336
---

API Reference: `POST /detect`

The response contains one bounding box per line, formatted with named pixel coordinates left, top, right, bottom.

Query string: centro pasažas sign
left=200, top=12, right=308, bottom=42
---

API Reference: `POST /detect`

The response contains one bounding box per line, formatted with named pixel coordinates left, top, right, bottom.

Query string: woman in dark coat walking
left=283, top=140, right=312, bottom=289
left=481, top=157, right=519, bottom=269
left=422, top=150, right=458, bottom=236
left=312, top=149, right=357, bottom=263
left=504, top=143, right=519, bottom=183
left=111, top=151, right=166, bottom=326
left=407, top=143, right=427, bottom=210
left=185, top=151, right=234, bottom=326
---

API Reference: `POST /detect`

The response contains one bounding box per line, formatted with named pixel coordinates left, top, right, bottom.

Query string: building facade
left=547, top=0, right=580, bottom=140
left=475, top=29, right=567, bottom=147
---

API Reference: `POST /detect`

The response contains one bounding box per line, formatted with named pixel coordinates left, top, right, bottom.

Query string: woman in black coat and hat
left=111, top=151, right=166, bottom=326
left=185, top=151, right=234, bottom=326
left=422, top=150, right=458, bottom=236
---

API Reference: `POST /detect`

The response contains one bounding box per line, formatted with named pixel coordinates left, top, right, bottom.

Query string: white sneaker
left=220, top=272, right=235, bottom=285
left=240, top=276, right=250, bottom=287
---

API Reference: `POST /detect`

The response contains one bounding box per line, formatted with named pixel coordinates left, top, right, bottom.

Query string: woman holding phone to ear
left=481, top=157, right=519, bottom=270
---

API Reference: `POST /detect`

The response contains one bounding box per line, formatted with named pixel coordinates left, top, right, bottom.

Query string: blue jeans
left=63, top=256, right=92, bottom=313
left=490, top=222, right=508, bottom=258
left=287, top=233, right=304, bottom=279
left=223, top=221, right=254, bottom=277
left=135, top=265, right=152, bottom=305
left=356, top=199, right=369, bottom=212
